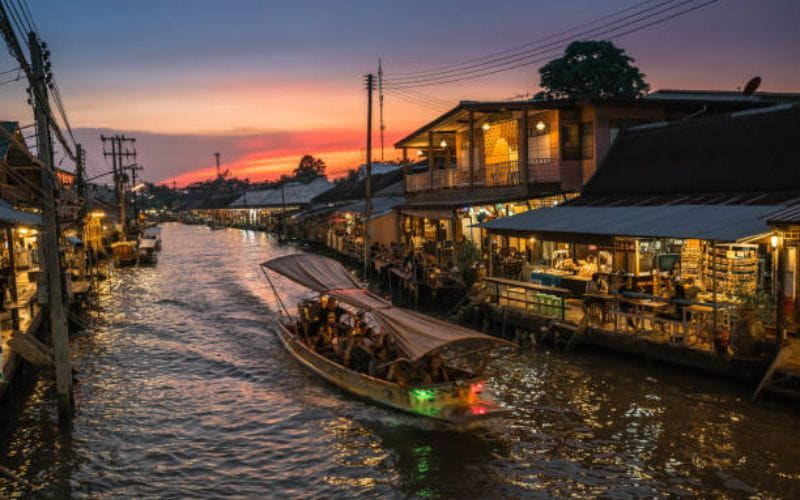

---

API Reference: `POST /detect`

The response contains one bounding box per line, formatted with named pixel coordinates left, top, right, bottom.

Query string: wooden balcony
left=404, top=158, right=564, bottom=196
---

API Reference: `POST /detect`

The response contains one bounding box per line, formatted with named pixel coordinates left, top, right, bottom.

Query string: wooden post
left=712, top=240, right=718, bottom=341
left=427, top=130, right=434, bottom=189
left=468, top=110, right=475, bottom=188
left=488, top=233, right=494, bottom=277
left=776, top=239, right=786, bottom=348
left=6, top=226, right=18, bottom=331
left=363, top=73, right=374, bottom=281
left=30, top=31, right=72, bottom=421
left=519, top=108, right=529, bottom=188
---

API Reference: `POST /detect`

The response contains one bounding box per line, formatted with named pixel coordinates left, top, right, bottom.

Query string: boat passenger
left=387, top=360, right=410, bottom=386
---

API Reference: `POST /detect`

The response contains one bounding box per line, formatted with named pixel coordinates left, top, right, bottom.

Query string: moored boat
left=110, top=241, right=137, bottom=267
left=261, top=254, right=514, bottom=427
left=137, top=238, right=158, bottom=265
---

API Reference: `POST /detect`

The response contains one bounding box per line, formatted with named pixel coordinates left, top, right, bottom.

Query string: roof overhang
left=484, top=204, right=784, bottom=243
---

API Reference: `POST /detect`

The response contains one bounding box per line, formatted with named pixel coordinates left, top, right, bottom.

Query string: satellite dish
left=743, top=76, right=761, bottom=96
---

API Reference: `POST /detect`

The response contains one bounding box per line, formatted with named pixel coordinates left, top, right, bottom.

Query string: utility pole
left=378, top=60, right=385, bottom=162
left=75, top=143, right=89, bottom=280
left=214, top=152, right=221, bottom=178
left=30, top=31, right=72, bottom=422
left=102, top=134, right=135, bottom=240
left=363, top=73, right=374, bottom=281
left=127, top=163, right=143, bottom=223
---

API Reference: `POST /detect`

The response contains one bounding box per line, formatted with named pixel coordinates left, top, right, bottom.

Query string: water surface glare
left=1, top=223, right=799, bottom=497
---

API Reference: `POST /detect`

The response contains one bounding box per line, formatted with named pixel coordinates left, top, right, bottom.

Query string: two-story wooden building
left=393, top=91, right=798, bottom=261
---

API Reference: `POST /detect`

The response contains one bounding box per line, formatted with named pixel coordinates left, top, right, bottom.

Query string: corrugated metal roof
left=485, top=204, right=784, bottom=242
left=0, top=202, right=41, bottom=226
left=335, top=196, right=404, bottom=219
left=767, top=205, right=800, bottom=224
left=230, top=178, right=333, bottom=208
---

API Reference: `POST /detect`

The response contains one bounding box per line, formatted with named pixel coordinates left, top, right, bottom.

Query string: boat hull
left=274, top=320, right=508, bottom=427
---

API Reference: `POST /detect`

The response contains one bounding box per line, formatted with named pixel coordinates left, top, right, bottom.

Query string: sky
left=1, top=0, right=798, bottom=186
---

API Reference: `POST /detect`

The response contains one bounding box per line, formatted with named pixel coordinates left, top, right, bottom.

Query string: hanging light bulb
left=482, top=122, right=491, bottom=131
left=439, top=139, right=448, bottom=148
left=535, top=121, right=546, bottom=132
left=416, top=149, right=424, bottom=156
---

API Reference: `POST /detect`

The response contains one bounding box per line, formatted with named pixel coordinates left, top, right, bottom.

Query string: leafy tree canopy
left=293, top=155, right=327, bottom=183
left=536, top=40, right=649, bottom=100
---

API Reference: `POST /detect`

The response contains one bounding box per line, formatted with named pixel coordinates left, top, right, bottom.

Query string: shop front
left=483, top=203, right=785, bottom=355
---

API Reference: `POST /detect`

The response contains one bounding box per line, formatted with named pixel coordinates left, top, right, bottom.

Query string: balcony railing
left=405, top=158, right=560, bottom=192
left=485, top=161, right=520, bottom=187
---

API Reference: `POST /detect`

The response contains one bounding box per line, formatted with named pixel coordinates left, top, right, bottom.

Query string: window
left=560, top=123, right=580, bottom=160
left=560, top=122, right=593, bottom=160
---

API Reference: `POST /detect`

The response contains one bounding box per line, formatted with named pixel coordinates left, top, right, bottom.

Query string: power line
left=385, top=0, right=716, bottom=89
left=390, top=0, right=665, bottom=78
left=383, top=88, right=453, bottom=112
left=385, top=0, right=683, bottom=84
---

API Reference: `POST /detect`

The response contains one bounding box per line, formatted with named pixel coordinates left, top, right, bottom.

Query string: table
left=617, top=297, right=669, bottom=332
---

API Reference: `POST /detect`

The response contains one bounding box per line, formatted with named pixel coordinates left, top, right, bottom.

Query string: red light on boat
left=470, top=381, right=485, bottom=393
left=471, top=406, right=487, bottom=416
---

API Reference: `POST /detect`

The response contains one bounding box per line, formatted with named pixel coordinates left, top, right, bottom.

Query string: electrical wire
left=384, top=88, right=453, bottom=112
left=385, top=0, right=717, bottom=89
left=389, top=0, right=666, bottom=77
left=384, top=0, right=697, bottom=86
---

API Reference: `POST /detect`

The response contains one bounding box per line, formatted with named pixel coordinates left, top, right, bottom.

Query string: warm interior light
left=535, top=121, right=546, bottom=132
left=90, top=210, right=106, bottom=218
left=17, top=227, right=28, bottom=235
left=416, top=149, right=424, bottom=156
left=771, top=235, right=780, bottom=248
left=439, top=139, right=448, bottom=148
left=482, top=122, right=491, bottom=131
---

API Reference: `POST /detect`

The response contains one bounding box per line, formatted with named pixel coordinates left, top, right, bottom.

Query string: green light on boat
left=410, top=388, right=436, bottom=401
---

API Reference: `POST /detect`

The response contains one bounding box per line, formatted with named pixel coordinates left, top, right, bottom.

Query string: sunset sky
left=2, top=0, right=798, bottom=186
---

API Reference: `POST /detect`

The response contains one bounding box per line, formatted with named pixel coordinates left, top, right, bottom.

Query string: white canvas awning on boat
left=261, top=254, right=512, bottom=361
left=262, top=254, right=362, bottom=292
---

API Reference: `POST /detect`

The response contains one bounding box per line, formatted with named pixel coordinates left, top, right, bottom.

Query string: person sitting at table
left=585, top=273, right=608, bottom=294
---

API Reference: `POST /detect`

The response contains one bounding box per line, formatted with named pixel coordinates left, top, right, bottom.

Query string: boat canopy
left=262, top=254, right=363, bottom=293
left=139, top=238, right=157, bottom=249
left=262, top=254, right=512, bottom=361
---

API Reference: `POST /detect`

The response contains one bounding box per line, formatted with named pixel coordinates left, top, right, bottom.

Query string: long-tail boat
left=261, top=254, right=514, bottom=427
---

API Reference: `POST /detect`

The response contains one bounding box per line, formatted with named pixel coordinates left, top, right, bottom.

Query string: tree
left=536, top=40, right=649, bottom=100
left=293, top=155, right=327, bottom=183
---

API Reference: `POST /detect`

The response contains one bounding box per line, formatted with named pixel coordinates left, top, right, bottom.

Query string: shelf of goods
left=702, top=243, right=758, bottom=295
left=680, top=239, right=701, bottom=281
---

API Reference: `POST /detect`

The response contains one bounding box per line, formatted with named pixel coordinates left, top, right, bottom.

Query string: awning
left=0, top=202, right=41, bottom=227
left=261, top=254, right=511, bottom=361
left=335, top=196, right=404, bottom=219
left=262, top=254, right=362, bottom=292
left=485, top=204, right=784, bottom=242
left=138, top=238, right=157, bottom=249
left=399, top=207, right=453, bottom=220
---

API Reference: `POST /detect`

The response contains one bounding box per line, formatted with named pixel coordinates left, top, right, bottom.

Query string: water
left=1, top=223, right=799, bottom=498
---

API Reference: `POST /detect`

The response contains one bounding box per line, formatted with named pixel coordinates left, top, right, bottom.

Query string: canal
left=1, top=223, right=799, bottom=497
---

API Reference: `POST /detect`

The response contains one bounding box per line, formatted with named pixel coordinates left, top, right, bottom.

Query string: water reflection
left=0, top=223, right=798, bottom=497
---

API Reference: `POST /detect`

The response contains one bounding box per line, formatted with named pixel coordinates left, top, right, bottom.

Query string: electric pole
left=378, top=60, right=385, bottom=162
left=363, top=73, right=374, bottom=281
left=76, top=143, right=85, bottom=223
left=102, top=134, right=136, bottom=240
left=214, top=152, right=221, bottom=178
left=127, top=163, right=143, bottom=223
left=30, top=31, right=72, bottom=422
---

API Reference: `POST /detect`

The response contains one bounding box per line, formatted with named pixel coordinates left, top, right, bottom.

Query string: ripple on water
left=1, top=223, right=799, bottom=498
